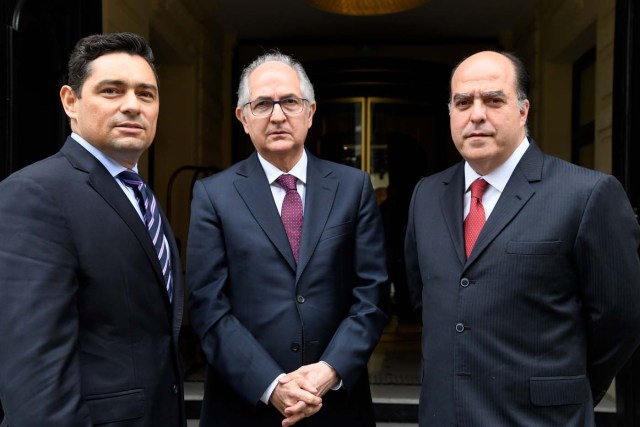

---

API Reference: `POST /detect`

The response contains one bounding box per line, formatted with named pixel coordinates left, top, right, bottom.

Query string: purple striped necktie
left=119, top=170, right=174, bottom=302
left=276, top=174, right=303, bottom=263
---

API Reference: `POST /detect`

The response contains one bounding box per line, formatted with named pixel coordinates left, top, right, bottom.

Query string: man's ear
left=235, top=107, right=250, bottom=134
left=519, top=99, right=530, bottom=125
left=307, top=102, right=317, bottom=129
left=60, top=85, right=79, bottom=120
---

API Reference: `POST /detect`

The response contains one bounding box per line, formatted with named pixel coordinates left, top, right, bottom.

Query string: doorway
left=1, top=0, right=101, bottom=180
left=302, top=58, right=456, bottom=394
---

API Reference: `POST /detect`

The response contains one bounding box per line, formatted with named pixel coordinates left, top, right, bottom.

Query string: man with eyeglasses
left=186, top=52, right=388, bottom=427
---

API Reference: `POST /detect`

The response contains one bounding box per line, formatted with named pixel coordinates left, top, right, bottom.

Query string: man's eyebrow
left=452, top=93, right=472, bottom=101
left=96, top=79, right=126, bottom=86
left=481, top=90, right=506, bottom=97
left=136, top=83, right=158, bottom=93
left=452, top=90, right=506, bottom=101
left=253, top=93, right=297, bottom=100
left=96, top=80, right=158, bottom=92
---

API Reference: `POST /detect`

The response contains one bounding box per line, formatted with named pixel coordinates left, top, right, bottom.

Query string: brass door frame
left=320, top=96, right=423, bottom=173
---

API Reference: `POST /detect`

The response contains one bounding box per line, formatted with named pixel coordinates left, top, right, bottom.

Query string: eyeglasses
left=244, top=96, right=309, bottom=117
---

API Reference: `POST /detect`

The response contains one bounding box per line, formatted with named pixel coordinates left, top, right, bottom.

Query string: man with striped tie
left=0, top=32, right=185, bottom=426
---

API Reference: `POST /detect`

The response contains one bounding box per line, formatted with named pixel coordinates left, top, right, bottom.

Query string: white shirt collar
left=70, top=132, right=139, bottom=176
left=465, top=136, right=530, bottom=192
left=257, top=150, right=308, bottom=185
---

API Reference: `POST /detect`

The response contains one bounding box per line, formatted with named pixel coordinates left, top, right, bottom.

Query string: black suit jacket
left=405, top=142, right=640, bottom=426
left=187, top=151, right=388, bottom=426
left=0, top=137, right=185, bottom=426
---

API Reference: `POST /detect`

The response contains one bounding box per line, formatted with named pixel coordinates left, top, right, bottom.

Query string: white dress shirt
left=464, top=137, right=530, bottom=221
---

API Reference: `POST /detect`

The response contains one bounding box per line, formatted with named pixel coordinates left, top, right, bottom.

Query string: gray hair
left=236, top=51, right=316, bottom=109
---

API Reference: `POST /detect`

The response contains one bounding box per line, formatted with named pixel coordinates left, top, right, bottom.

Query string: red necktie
left=276, top=174, right=303, bottom=262
left=464, top=178, right=489, bottom=259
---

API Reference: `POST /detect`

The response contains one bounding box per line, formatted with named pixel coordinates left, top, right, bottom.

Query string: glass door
left=308, top=97, right=366, bottom=170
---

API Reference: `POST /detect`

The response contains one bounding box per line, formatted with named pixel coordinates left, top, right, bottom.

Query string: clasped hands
left=269, top=362, right=338, bottom=427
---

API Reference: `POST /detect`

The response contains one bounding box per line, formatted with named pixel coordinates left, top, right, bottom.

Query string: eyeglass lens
left=250, top=97, right=304, bottom=116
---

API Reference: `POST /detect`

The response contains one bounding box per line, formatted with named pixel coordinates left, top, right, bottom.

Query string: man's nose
left=270, top=103, right=287, bottom=121
left=120, top=91, right=141, bottom=114
left=469, top=99, right=486, bottom=123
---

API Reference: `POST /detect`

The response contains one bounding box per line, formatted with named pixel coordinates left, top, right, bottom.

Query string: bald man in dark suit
left=405, top=50, right=640, bottom=426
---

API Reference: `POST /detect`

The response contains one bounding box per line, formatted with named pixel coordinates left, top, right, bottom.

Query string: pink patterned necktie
left=464, top=178, right=489, bottom=259
left=276, top=174, right=303, bottom=262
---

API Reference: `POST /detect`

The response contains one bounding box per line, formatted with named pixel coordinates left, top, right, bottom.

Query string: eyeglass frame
left=242, top=96, right=310, bottom=117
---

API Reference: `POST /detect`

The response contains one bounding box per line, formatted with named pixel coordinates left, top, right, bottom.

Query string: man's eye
left=455, top=100, right=470, bottom=108
left=102, top=88, right=119, bottom=95
left=282, top=98, right=299, bottom=106
left=253, top=100, right=272, bottom=109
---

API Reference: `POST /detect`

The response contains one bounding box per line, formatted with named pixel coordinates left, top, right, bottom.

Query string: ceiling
left=214, top=0, right=538, bottom=42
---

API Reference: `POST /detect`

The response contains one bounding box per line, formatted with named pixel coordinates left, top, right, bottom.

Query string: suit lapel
left=61, top=139, right=173, bottom=309
left=163, top=215, right=184, bottom=339
left=296, top=153, right=338, bottom=281
left=441, top=164, right=467, bottom=266
left=465, top=143, right=542, bottom=265
left=233, top=153, right=297, bottom=271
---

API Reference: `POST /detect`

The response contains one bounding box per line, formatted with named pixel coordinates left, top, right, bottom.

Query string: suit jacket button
left=455, top=323, right=465, bottom=332
left=172, top=384, right=179, bottom=394
left=460, top=278, right=470, bottom=287
left=290, top=343, right=300, bottom=352
left=296, top=295, right=305, bottom=303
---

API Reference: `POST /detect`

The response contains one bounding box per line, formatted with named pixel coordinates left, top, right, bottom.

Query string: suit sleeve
left=0, top=176, right=91, bottom=426
left=186, top=181, right=283, bottom=405
left=404, top=178, right=425, bottom=314
left=318, top=172, right=389, bottom=390
left=575, top=175, right=640, bottom=401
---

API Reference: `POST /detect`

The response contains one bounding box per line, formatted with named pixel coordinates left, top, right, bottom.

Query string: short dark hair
left=66, top=32, right=158, bottom=97
left=500, top=51, right=530, bottom=103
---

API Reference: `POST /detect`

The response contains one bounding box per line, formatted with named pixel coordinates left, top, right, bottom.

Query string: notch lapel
left=233, top=154, right=297, bottom=271
left=61, top=139, right=173, bottom=309
left=465, top=143, right=542, bottom=265
left=441, top=164, right=466, bottom=266
left=296, top=155, right=338, bottom=281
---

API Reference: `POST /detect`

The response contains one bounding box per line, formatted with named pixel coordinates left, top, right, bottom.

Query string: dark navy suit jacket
left=405, top=142, right=640, bottom=426
left=0, top=137, right=185, bottom=426
left=187, top=150, right=388, bottom=426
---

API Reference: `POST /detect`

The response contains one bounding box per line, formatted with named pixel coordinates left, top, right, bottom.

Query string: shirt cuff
left=261, top=373, right=286, bottom=404
left=320, top=361, right=342, bottom=390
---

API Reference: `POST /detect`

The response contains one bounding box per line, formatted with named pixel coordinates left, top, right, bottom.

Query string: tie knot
left=470, top=178, right=489, bottom=200
left=276, top=174, right=297, bottom=191
left=118, top=170, right=144, bottom=189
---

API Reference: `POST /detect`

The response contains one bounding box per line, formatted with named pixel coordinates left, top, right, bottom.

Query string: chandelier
left=308, top=0, right=428, bottom=16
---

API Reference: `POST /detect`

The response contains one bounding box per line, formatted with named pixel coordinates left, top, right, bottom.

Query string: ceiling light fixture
left=308, top=0, right=428, bottom=16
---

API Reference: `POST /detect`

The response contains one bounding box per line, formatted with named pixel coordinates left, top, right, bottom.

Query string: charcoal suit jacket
left=187, top=150, right=388, bottom=426
left=405, top=141, right=640, bottom=426
left=0, top=137, right=185, bottom=426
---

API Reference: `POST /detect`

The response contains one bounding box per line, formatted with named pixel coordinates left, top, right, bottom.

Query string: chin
left=267, top=140, right=300, bottom=152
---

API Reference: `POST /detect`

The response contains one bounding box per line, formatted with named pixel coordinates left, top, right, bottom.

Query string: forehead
left=85, top=52, right=157, bottom=86
left=451, top=53, right=516, bottom=94
left=249, top=61, right=300, bottom=95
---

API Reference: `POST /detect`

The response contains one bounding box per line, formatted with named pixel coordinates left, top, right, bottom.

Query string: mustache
left=111, top=119, right=146, bottom=129
left=266, top=128, right=291, bottom=135
left=463, top=127, right=494, bottom=138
